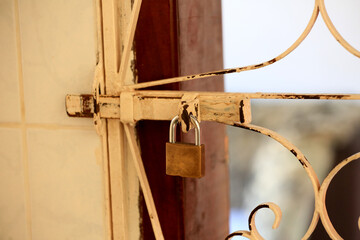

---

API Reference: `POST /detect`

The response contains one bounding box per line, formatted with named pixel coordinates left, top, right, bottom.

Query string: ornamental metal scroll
left=124, top=0, right=360, bottom=90
left=224, top=123, right=360, bottom=240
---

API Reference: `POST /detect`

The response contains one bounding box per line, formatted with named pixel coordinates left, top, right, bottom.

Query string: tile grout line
left=14, top=0, right=32, bottom=239
left=25, top=123, right=95, bottom=131
left=0, top=122, right=96, bottom=131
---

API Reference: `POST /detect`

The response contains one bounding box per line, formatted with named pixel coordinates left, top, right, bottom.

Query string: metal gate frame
left=66, top=0, right=360, bottom=239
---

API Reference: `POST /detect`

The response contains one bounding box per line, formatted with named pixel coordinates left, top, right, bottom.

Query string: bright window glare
left=222, top=0, right=360, bottom=93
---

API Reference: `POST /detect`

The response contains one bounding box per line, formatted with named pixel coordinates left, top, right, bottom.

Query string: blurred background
left=222, top=0, right=360, bottom=239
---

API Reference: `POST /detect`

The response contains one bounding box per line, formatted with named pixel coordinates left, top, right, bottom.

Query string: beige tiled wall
left=19, top=0, right=97, bottom=126
left=0, top=0, right=106, bottom=239
left=0, top=0, right=21, bottom=123
left=0, top=128, right=27, bottom=239
left=27, top=129, right=104, bottom=240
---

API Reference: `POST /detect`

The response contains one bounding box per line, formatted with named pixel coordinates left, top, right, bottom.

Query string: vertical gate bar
left=101, top=0, right=127, bottom=239
left=124, top=124, right=165, bottom=240
left=100, top=0, right=140, bottom=239
left=117, top=0, right=142, bottom=86
left=94, top=1, right=113, bottom=239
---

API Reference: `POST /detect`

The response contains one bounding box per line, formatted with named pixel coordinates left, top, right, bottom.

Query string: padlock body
left=166, top=142, right=205, bottom=178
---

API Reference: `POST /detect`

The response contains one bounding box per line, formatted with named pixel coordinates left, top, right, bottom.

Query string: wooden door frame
left=134, top=0, right=229, bottom=239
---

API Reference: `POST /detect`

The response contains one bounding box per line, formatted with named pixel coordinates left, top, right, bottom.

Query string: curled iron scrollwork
left=129, top=0, right=360, bottom=90
left=226, top=123, right=360, bottom=240
left=226, top=203, right=282, bottom=240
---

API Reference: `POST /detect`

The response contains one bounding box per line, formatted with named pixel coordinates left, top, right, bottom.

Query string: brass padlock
left=166, top=115, right=205, bottom=178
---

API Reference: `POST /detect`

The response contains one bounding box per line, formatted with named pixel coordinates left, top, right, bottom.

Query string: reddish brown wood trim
left=135, top=0, right=228, bottom=239
left=178, top=1, right=229, bottom=239
left=134, top=0, right=184, bottom=239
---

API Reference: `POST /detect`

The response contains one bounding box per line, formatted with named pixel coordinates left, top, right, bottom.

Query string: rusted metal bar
left=66, top=91, right=360, bottom=124
left=66, top=91, right=252, bottom=124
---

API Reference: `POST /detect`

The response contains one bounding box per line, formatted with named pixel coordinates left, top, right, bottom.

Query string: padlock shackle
left=169, top=115, right=200, bottom=145
left=190, top=115, right=200, bottom=145
left=169, top=116, right=179, bottom=144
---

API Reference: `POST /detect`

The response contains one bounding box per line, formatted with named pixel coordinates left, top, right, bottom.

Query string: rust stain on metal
left=268, top=58, right=277, bottom=64
left=181, top=104, right=191, bottom=131
left=290, top=149, right=308, bottom=167
left=81, top=95, right=94, bottom=115
left=136, top=96, right=182, bottom=100
left=225, top=232, right=243, bottom=240
left=290, top=149, right=298, bottom=157
left=248, top=204, right=270, bottom=231
left=65, top=94, right=94, bottom=118
left=239, top=100, right=245, bottom=123
left=226, top=202, right=281, bottom=239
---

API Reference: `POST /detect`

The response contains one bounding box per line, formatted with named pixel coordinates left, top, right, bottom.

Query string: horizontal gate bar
left=66, top=91, right=360, bottom=124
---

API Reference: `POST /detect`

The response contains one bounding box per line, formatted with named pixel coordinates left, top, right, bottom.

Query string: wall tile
left=0, top=0, right=21, bottom=122
left=27, top=129, right=105, bottom=240
left=19, top=0, right=97, bottom=126
left=0, top=128, right=27, bottom=240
